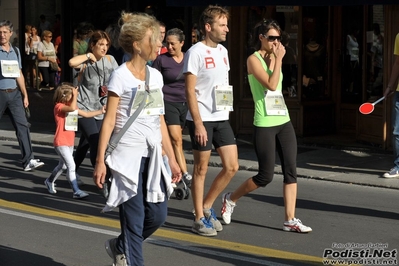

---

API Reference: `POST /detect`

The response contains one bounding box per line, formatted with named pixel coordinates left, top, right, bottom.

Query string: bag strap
left=105, top=66, right=150, bottom=158
left=12, top=45, right=20, bottom=62
left=76, top=62, right=87, bottom=84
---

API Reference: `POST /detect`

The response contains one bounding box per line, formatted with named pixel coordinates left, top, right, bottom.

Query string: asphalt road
left=0, top=140, right=398, bottom=266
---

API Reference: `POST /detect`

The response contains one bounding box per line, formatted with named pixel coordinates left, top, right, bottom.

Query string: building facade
left=7, top=1, right=399, bottom=149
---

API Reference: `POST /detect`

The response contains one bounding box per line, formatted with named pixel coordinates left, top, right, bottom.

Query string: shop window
left=366, top=5, right=384, bottom=102
left=340, top=5, right=383, bottom=104
left=341, top=6, right=364, bottom=104
left=302, top=7, right=329, bottom=101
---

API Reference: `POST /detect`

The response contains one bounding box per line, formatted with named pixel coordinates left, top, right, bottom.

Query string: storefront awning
left=166, top=0, right=398, bottom=6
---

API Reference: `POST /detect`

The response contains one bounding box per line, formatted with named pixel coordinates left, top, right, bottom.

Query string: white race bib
left=65, top=110, right=78, bottom=131
left=264, top=90, right=287, bottom=116
left=214, top=84, right=234, bottom=111
left=131, top=83, right=164, bottom=117
left=1, top=60, right=20, bottom=78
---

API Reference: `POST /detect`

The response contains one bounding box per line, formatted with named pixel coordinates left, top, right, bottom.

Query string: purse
left=50, top=61, right=59, bottom=71
left=99, top=85, right=108, bottom=97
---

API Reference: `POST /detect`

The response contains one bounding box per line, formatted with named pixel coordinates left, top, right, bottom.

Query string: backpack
left=13, top=45, right=20, bottom=62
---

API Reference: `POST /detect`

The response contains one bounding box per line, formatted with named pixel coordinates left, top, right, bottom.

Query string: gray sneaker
left=204, top=207, right=223, bottom=232
left=105, top=238, right=127, bottom=266
left=44, top=178, right=57, bottom=194
left=192, top=217, right=217, bottom=236
left=73, top=190, right=89, bottom=199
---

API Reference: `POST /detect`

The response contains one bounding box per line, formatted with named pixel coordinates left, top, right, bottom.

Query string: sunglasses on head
left=263, top=35, right=281, bottom=42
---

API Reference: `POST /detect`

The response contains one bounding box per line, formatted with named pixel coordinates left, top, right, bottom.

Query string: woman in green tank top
left=220, top=19, right=312, bottom=233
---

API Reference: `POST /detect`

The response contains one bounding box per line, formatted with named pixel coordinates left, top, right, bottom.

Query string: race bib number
left=264, top=90, right=287, bottom=116
left=214, top=85, right=233, bottom=111
left=65, top=110, right=78, bottom=131
left=131, top=83, right=164, bottom=116
left=1, top=60, right=20, bottom=78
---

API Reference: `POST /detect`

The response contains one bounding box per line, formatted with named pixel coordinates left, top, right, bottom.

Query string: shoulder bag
left=50, top=61, right=59, bottom=71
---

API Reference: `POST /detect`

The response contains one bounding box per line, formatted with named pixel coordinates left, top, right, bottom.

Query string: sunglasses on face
left=263, top=35, right=281, bottom=42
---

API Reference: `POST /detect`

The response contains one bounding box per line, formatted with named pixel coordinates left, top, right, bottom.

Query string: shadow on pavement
left=0, top=245, right=66, bottom=266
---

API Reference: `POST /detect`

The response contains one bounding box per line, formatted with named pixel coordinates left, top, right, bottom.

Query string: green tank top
left=248, top=52, right=290, bottom=127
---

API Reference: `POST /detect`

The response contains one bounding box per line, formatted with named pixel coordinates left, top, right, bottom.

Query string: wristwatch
left=86, top=53, right=90, bottom=60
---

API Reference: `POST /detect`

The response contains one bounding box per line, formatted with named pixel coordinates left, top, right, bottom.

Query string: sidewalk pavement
left=1, top=115, right=399, bottom=190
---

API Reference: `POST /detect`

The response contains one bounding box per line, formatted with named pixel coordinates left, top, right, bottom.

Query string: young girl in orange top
left=45, top=82, right=105, bottom=199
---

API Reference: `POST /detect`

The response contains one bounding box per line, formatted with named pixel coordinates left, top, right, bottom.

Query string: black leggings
left=38, top=66, right=56, bottom=87
left=75, top=117, right=102, bottom=167
left=252, top=122, right=297, bottom=187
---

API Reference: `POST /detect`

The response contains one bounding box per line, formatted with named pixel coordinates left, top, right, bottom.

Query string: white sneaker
left=24, top=159, right=44, bottom=172
left=283, top=218, right=312, bottom=233
left=383, top=168, right=399, bottom=178
left=221, top=192, right=236, bottom=224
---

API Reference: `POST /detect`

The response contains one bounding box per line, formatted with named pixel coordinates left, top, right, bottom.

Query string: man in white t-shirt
left=183, top=5, right=238, bottom=237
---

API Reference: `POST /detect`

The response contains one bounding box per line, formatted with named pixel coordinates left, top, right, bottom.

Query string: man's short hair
left=0, top=20, right=13, bottom=32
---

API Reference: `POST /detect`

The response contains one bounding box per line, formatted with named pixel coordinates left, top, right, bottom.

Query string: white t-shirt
left=31, top=36, right=41, bottom=54
left=37, top=41, right=56, bottom=67
left=347, top=35, right=359, bottom=62
left=183, top=42, right=230, bottom=121
left=107, top=63, right=164, bottom=157
left=104, top=64, right=172, bottom=211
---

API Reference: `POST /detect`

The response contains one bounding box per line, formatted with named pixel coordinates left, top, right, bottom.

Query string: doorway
left=341, top=6, right=364, bottom=104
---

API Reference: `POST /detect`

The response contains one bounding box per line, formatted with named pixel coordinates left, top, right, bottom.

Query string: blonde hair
left=118, top=11, right=160, bottom=55
left=53, top=82, right=74, bottom=104
left=41, top=30, right=52, bottom=39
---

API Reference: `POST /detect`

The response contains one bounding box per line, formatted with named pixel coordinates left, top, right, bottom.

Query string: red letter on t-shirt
left=204, top=57, right=215, bottom=69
